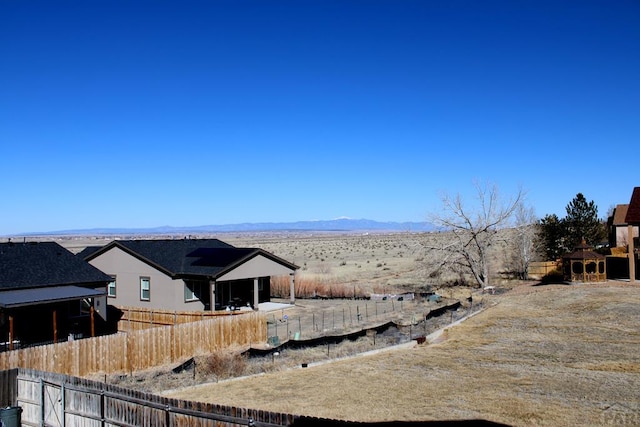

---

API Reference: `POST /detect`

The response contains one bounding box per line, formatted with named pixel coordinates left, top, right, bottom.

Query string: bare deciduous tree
left=425, top=181, right=524, bottom=288
left=511, top=202, right=538, bottom=280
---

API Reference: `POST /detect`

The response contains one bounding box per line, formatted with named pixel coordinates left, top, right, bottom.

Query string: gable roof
left=0, top=241, right=113, bottom=290
left=625, top=187, right=640, bottom=224
left=611, top=204, right=629, bottom=226
left=83, top=238, right=298, bottom=279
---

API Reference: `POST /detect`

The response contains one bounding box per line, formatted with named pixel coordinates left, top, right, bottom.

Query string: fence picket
left=0, top=312, right=266, bottom=377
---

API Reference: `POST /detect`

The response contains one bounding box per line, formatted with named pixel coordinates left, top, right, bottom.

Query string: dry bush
left=197, top=351, right=247, bottom=380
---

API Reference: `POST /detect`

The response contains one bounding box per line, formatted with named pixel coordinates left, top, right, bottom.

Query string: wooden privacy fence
left=528, top=261, right=560, bottom=278
left=117, top=306, right=250, bottom=332
left=3, top=368, right=297, bottom=427
left=0, top=312, right=266, bottom=377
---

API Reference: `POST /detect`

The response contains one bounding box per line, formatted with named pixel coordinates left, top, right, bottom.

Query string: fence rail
left=0, top=312, right=266, bottom=377
left=4, top=368, right=295, bottom=427
left=267, top=298, right=451, bottom=343
left=117, top=305, right=249, bottom=332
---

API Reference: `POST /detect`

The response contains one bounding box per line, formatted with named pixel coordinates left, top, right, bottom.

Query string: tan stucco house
left=80, top=238, right=298, bottom=312
left=607, top=204, right=639, bottom=248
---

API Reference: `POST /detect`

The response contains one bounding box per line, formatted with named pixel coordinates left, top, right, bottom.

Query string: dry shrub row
left=271, top=274, right=369, bottom=299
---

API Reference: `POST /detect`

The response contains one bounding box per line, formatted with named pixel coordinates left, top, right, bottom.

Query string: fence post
left=61, top=382, right=66, bottom=427
left=40, top=378, right=44, bottom=426
left=100, top=390, right=105, bottom=427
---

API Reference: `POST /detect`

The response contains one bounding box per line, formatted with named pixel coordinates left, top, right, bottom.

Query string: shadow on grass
left=532, top=280, right=571, bottom=287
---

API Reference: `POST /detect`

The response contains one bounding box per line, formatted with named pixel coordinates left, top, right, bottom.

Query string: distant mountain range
left=27, top=218, right=435, bottom=236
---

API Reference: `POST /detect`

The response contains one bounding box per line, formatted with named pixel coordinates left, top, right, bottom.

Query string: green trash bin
left=0, top=406, right=22, bottom=427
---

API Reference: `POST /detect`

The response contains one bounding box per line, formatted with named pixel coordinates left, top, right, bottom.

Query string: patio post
left=253, top=278, right=259, bottom=309
left=289, top=273, right=295, bottom=304
left=629, top=225, right=636, bottom=283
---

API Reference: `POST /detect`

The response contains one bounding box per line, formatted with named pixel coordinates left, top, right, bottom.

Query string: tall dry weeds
left=271, top=274, right=369, bottom=299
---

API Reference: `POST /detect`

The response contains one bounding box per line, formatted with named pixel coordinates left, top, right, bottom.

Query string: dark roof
left=625, top=187, right=640, bottom=224
left=84, top=238, right=298, bottom=278
left=0, top=242, right=113, bottom=290
left=0, top=285, right=106, bottom=308
left=562, top=240, right=605, bottom=260
left=76, top=245, right=102, bottom=259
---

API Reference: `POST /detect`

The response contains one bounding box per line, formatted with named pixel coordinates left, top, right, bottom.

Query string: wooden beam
left=9, top=315, right=14, bottom=351
left=90, top=305, right=95, bottom=337
left=53, top=309, right=57, bottom=343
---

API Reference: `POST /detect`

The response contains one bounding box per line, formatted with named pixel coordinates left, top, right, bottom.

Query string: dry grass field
left=52, top=232, right=640, bottom=425
left=165, top=282, right=640, bottom=427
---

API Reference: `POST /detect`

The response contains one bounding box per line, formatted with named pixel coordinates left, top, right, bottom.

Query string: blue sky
left=1, top=1, right=638, bottom=235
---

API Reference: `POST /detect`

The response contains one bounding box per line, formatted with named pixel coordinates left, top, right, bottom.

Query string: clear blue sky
left=1, top=1, right=638, bottom=235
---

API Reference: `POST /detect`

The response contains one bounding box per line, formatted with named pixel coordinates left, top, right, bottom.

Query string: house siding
left=88, top=247, right=205, bottom=312
left=217, top=254, right=294, bottom=281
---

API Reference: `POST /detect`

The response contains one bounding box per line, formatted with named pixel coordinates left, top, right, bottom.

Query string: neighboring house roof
left=612, top=204, right=629, bottom=225
left=0, top=241, right=113, bottom=290
left=82, top=238, right=299, bottom=279
left=0, top=285, right=106, bottom=309
left=625, top=187, right=640, bottom=225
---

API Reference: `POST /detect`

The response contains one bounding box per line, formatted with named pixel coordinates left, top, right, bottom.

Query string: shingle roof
left=612, top=204, right=629, bottom=225
left=625, top=187, right=640, bottom=224
left=84, top=238, right=298, bottom=278
left=0, top=285, right=106, bottom=308
left=0, top=241, right=113, bottom=290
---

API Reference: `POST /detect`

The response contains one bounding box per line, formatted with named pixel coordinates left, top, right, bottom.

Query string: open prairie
left=165, top=282, right=640, bottom=427
left=57, top=231, right=507, bottom=295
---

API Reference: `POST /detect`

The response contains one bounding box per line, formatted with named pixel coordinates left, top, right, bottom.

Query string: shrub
left=198, top=351, right=247, bottom=379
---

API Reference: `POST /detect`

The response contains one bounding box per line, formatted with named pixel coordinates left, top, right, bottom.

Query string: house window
left=108, top=276, right=116, bottom=297
left=184, top=281, right=202, bottom=302
left=140, top=277, right=150, bottom=301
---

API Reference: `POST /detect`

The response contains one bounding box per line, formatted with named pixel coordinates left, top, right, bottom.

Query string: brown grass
left=165, top=282, right=640, bottom=426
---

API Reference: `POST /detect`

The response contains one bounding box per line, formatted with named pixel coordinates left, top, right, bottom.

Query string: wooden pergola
left=625, top=187, right=640, bottom=283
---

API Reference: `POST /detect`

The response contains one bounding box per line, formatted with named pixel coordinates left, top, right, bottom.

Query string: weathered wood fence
left=528, top=261, right=560, bottom=279
left=1, top=368, right=297, bottom=427
left=117, top=306, right=249, bottom=332
left=0, top=312, right=266, bottom=377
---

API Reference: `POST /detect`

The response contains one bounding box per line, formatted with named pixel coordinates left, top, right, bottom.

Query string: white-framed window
left=184, top=281, right=201, bottom=302
left=108, top=276, right=116, bottom=297
left=140, top=277, right=150, bottom=301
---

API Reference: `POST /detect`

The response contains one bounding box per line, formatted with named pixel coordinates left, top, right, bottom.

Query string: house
left=0, top=241, right=111, bottom=349
left=80, top=238, right=298, bottom=312
left=607, top=204, right=639, bottom=248
left=624, top=187, right=640, bottom=282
